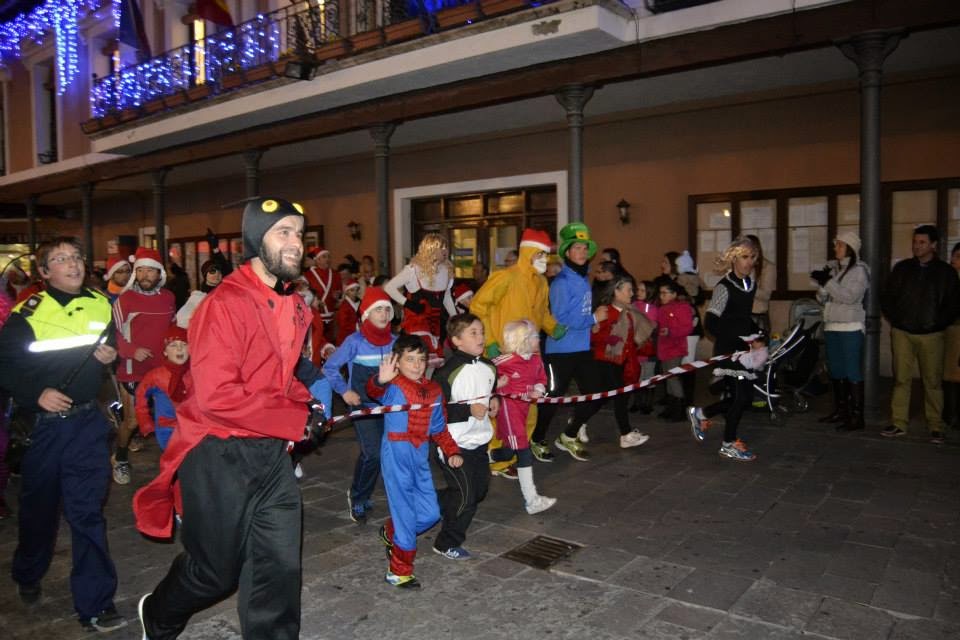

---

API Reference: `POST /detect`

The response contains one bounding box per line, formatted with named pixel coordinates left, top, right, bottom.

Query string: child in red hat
left=135, top=325, right=192, bottom=451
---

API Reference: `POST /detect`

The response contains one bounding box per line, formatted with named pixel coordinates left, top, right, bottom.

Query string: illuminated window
left=193, top=18, right=206, bottom=85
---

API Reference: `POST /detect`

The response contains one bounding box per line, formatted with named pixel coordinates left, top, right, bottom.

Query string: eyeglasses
left=47, top=254, right=85, bottom=266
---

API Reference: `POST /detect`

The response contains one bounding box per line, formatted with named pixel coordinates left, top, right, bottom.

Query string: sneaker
left=385, top=572, right=421, bottom=589
left=576, top=424, right=589, bottom=444
left=687, top=406, right=711, bottom=443
left=347, top=490, right=366, bottom=524
left=362, top=499, right=375, bottom=513
left=433, top=546, right=471, bottom=560
left=17, top=582, right=41, bottom=605
left=554, top=433, right=589, bottom=461
left=138, top=593, right=151, bottom=640
left=619, top=430, right=650, bottom=448
left=525, top=494, right=557, bottom=515
left=79, top=606, right=127, bottom=633
left=128, top=434, right=145, bottom=452
left=881, top=426, right=907, bottom=438
left=719, top=440, right=757, bottom=462
left=111, top=455, right=131, bottom=485
left=293, top=463, right=304, bottom=480
left=530, top=441, right=554, bottom=462
left=491, top=466, right=518, bottom=480
left=931, top=431, right=945, bottom=444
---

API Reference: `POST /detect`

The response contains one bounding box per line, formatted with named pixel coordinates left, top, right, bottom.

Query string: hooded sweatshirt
left=469, top=243, right=557, bottom=352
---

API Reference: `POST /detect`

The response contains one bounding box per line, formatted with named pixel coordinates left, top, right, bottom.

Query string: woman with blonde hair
left=384, top=233, right=458, bottom=368
left=687, top=236, right=766, bottom=462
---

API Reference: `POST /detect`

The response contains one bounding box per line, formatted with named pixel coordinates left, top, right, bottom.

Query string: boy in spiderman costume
left=367, top=335, right=462, bottom=589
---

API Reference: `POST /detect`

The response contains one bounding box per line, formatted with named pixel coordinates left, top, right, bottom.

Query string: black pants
left=704, top=375, right=754, bottom=443
left=144, top=437, right=302, bottom=640
left=531, top=351, right=602, bottom=443
left=595, top=360, right=631, bottom=435
left=434, top=446, right=489, bottom=551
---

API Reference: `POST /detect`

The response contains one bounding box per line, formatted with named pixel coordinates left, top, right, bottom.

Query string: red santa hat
left=343, top=277, right=361, bottom=292
left=307, top=246, right=330, bottom=259
left=123, top=247, right=167, bottom=291
left=452, top=282, right=474, bottom=306
left=359, top=286, right=394, bottom=322
left=163, top=325, right=189, bottom=346
left=519, top=228, right=552, bottom=253
left=104, top=255, right=133, bottom=281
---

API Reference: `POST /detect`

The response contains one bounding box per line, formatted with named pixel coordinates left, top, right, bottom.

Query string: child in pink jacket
left=657, top=280, right=694, bottom=421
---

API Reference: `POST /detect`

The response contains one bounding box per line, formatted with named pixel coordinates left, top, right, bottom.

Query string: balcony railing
left=88, top=0, right=533, bottom=123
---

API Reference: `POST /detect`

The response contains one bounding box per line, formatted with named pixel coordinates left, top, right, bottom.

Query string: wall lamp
left=347, top=220, right=362, bottom=241
left=617, top=199, right=631, bottom=225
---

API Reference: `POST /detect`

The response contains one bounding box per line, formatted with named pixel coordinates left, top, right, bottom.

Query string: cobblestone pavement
left=2, top=386, right=959, bottom=639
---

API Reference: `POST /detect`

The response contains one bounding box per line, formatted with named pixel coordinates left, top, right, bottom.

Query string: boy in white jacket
left=432, top=313, right=499, bottom=559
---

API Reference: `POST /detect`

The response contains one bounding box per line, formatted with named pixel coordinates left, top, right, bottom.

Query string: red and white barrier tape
left=319, top=352, right=735, bottom=429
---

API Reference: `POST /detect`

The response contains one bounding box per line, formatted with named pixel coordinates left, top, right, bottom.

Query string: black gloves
left=809, top=267, right=832, bottom=287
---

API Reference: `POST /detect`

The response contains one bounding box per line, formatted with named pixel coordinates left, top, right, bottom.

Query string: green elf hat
left=557, top=222, right=597, bottom=260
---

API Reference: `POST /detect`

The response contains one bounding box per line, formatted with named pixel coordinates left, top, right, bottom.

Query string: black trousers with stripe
left=434, top=446, right=490, bottom=552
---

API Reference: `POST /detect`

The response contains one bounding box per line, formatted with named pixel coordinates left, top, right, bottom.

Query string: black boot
left=943, top=381, right=958, bottom=431
left=630, top=388, right=654, bottom=414
left=839, top=381, right=865, bottom=431
left=819, top=379, right=849, bottom=424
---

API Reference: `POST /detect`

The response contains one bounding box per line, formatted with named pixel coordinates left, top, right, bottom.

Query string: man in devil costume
left=133, top=197, right=313, bottom=640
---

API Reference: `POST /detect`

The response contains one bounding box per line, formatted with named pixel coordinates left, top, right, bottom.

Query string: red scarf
left=360, top=319, right=393, bottom=346
left=163, top=360, right=190, bottom=403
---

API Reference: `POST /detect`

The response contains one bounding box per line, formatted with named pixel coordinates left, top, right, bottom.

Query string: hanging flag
left=118, top=0, right=152, bottom=63
left=196, top=0, right=234, bottom=27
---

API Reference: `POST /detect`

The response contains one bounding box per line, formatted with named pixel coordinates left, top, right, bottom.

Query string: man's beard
left=136, top=278, right=159, bottom=291
left=260, top=244, right=302, bottom=282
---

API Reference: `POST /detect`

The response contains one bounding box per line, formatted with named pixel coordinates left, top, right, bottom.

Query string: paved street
left=2, top=384, right=959, bottom=640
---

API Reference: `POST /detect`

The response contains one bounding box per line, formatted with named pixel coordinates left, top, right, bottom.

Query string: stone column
left=80, top=183, right=94, bottom=261
left=25, top=195, right=37, bottom=252
left=838, top=30, right=902, bottom=413
left=370, top=123, right=397, bottom=276
left=243, top=149, right=266, bottom=199
left=555, top=84, right=595, bottom=223
left=152, top=169, right=170, bottom=259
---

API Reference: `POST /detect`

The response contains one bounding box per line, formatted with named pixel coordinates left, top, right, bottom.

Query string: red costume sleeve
left=112, top=295, right=137, bottom=359
left=366, top=374, right=388, bottom=401
left=135, top=368, right=162, bottom=435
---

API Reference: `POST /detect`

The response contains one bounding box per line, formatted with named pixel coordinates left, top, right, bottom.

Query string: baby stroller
left=753, top=319, right=825, bottom=420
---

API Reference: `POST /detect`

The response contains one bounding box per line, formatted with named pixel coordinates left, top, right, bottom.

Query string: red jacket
left=334, top=298, right=360, bottom=345
left=133, top=264, right=313, bottom=538
left=657, top=300, right=693, bottom=361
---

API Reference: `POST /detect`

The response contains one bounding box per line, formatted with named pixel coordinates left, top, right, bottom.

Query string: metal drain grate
left=502, top=535, right=582, bottom=570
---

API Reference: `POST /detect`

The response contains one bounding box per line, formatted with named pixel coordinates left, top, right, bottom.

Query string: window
left=33, top=60, right=57, bottom=165
left=690, top=178, right=960, bottom=297
left=411, top=187, right=557, bottom=279
left=891, top=190, right=936, bottom=264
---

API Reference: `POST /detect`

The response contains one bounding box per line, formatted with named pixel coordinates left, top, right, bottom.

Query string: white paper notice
left=741, top=205, right=774, bottom=229
left=699, top=232, right=715, bottom=252
left=791, top=228, right=810, bottom=273
left=709, top=212, right=730, bottom=229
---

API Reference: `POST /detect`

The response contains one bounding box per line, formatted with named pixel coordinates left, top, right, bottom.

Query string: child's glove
left=809, top=267, right=831, bottom=287
left=551, top=324, right=568, bottom=340
left=486, top=343, right=501, bottom=358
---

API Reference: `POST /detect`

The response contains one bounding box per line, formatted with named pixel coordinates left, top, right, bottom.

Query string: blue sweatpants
left=381, top=439, right=440, bottom=551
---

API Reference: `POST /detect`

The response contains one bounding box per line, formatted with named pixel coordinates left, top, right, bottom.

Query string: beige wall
left=5, top=60, right=33, bottom=173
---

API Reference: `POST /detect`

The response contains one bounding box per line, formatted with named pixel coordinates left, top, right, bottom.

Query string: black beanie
left=242, top=197, right=306, bottom=260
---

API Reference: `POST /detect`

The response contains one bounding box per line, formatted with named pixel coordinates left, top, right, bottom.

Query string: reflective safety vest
left=13, top=289, right=111, bottom=353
